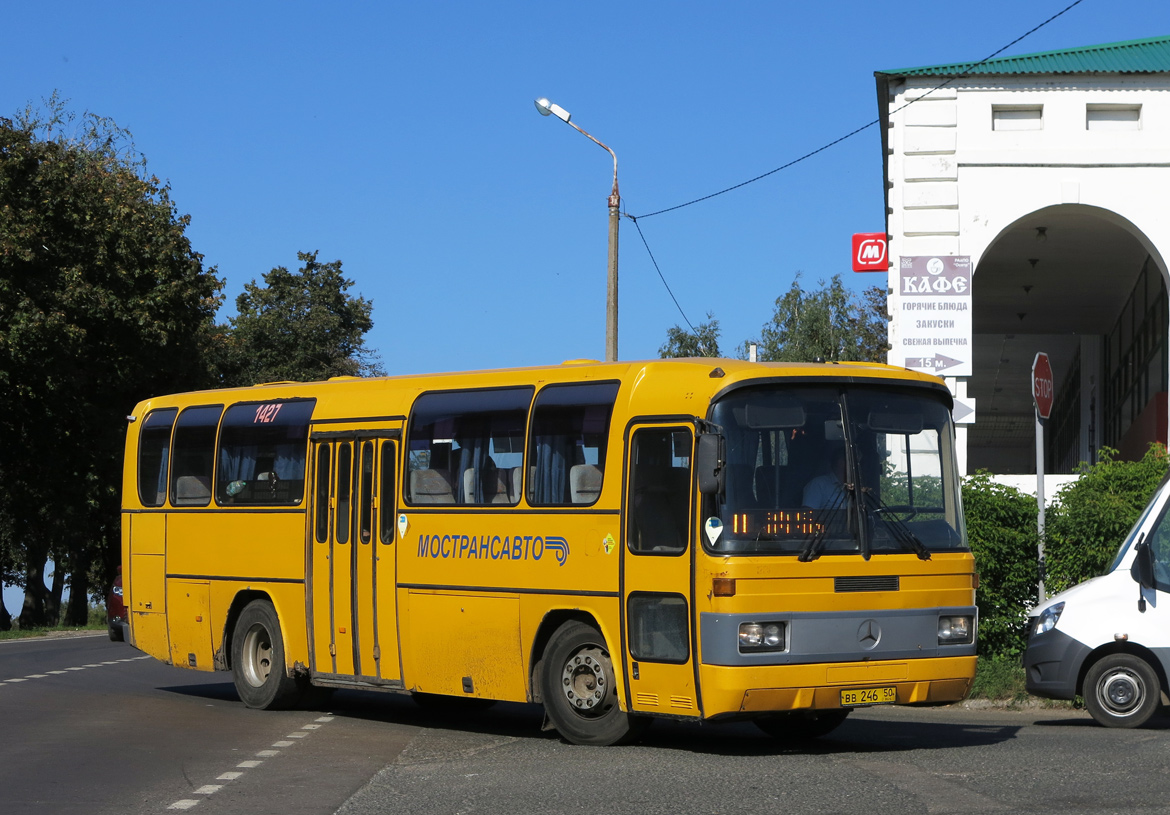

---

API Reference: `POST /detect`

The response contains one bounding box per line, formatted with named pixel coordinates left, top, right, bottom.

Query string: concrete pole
left=606, top=193, right=620, bottom=362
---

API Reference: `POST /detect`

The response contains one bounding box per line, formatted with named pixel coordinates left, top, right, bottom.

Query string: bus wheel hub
left=562, top=647, right=607, bottom=711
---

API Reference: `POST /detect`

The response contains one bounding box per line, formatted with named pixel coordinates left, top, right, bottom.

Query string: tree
left=0, top=95, right=223, bottom=626
left=218, top=251, right=383, bottom=387
left=750, top=274, right=889, bottom=363
left=658, top=312, right=721, bottom=358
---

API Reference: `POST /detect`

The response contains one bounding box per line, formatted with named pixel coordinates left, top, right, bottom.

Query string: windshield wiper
left=862, top=488, right=931, bottom=560
left=798, top=490, right=848, bottom=563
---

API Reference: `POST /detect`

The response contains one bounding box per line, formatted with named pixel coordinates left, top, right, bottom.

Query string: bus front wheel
left=231, top=599, right=301, bottom=710
left=541, top=621, right=647, bottom=746
left=1084, top=654, right=1161, bottom=728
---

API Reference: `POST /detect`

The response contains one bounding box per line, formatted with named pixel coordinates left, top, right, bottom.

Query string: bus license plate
left=840, top=686, right=897, bottom=707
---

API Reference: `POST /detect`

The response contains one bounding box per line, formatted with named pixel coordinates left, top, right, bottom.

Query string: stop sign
left=1032, top=352, right=1054, bottom=420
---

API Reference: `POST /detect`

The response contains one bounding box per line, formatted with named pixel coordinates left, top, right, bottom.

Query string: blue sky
left=2, top=1, right=1167, bottom=614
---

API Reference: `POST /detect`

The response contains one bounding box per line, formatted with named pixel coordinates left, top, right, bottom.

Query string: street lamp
left=535, top=97, right=620, bottom=363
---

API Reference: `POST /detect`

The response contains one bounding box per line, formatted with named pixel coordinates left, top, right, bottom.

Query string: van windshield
left=706, top=384, right=967, bottom=558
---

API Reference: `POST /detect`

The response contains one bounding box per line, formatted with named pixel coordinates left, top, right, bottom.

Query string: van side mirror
left=696, top=433, right=725, bottom=495
left=1131, top=539, right=1156, bottom=590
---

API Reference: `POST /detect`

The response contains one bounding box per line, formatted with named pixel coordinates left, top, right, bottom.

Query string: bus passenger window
left=138, top=408, right=177, bottom=507
left=216, top=399, right=315, bottom=506
left=406, top=387, right=533, bottom=506
left=628, top=428, right=691, bottom=554
left=528, top=382, right=620, bottom=506
left=170, top=405, right=223, bottom=507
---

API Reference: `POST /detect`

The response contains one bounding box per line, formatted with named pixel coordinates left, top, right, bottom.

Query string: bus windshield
left=707, top=384, right=967, bottom=558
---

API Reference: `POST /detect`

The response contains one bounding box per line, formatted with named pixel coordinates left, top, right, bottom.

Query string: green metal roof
left=878, top=35, right=1170, bottom=77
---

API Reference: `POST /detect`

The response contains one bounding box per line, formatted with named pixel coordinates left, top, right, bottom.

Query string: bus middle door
left=622, top=423, right=699, bottom=717
left=310, top=433, right=401, bottom=684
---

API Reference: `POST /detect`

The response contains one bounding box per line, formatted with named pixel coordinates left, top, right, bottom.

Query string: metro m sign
left=852, top=233, right=888, bottom=272
left=1032, top=352, right=1054, bottom=421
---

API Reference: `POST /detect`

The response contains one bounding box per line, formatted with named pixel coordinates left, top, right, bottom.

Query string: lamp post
left=534, top=97, right=620, bottom=363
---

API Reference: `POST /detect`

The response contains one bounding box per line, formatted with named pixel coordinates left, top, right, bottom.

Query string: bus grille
left=834, top=575, right=899, bottom=593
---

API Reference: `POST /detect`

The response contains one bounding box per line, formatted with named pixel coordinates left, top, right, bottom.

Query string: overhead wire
left=626, top=0, right=1087, bottom=340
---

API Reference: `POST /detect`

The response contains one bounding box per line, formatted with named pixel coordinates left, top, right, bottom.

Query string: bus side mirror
left=1131, top=539, right=1156, bottom=590
left=696, top=433, right=725, bottom=495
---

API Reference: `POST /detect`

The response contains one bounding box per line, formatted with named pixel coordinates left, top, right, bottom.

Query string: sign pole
left=1032, top=352, right=1054, bottom=604
left=1036, top=409, right=1046, bottom=602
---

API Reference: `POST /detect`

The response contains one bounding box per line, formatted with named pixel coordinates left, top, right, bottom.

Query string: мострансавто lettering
left=417, top=533, right=569, bottom=566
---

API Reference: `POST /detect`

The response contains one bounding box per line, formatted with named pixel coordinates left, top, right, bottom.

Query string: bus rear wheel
left=541, top=621, right=647, bottom=746
left=231, top=599, right=301, bottom=710
left=1084, top=654, right=1161, bottom=728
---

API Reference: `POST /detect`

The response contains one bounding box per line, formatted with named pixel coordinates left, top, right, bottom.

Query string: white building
left=877, top=35, right=1170, bottom=476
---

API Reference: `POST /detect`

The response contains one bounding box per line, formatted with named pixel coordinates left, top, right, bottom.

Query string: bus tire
left=1084, top=653, right=1161, bottom=728
left=540, top=621, right=647, bottom=746
left=755, top=708, right=850, bottom=740
left=231, top=600, right=300, bottom=710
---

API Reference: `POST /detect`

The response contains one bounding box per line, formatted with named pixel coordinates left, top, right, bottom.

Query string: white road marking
left=217, top=772, right=243, bottom=781
left=237, top=760, right=263, bottom=768
left=256, top=750, right=280, bottom=757
left=167, top=801, right=200, bottom=811
left=193, top=785, right=222, bottom=794
left=272, top=741, right=294, bottom=747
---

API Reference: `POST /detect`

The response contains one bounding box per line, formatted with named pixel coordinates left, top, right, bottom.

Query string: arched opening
left=969, top=204, right=1168, bottom=474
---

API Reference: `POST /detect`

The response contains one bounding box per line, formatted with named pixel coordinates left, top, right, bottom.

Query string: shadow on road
left=161, top=677, right=1024, bottom=756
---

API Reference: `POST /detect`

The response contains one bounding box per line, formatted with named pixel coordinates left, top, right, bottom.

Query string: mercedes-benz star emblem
left=858, top=619, right=881, bottom=650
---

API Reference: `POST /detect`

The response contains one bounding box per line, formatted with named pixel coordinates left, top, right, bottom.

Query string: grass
left=970, top=656, right=1030, bottom=701
left=0, top=604, right=108, bottom=641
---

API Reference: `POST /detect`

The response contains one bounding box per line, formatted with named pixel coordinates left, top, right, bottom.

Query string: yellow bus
left=121, top=358, right=977, bottom=745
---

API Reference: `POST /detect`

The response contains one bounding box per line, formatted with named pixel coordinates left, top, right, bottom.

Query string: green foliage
left=969, top=656, right=1030, bottom=702
left=751, top=274, right=890, bottom=363
left=217, top=251, right=383, bottom=386
left=0, top=95, right=223, bottom=626
left=961, top=472, right=1039, bottom=658
left=1045, top=444, right=1169, bottom=594
left=658, top=312, right=721, bottom=358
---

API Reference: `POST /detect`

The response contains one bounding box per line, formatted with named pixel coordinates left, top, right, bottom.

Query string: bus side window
left=528, top=381, right=620, bottom=506
left=170, top=406, right=223, bottom=507
left=628, top=428, right=691, bottom=554
left=406, top=387, right=533, bottom=507
left=216, top=400, right=314, bottom=506
left=138, top=408, right=177, bottom=507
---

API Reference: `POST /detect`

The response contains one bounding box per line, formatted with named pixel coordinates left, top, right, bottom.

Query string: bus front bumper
left=699, top=656, right=977, bottom=720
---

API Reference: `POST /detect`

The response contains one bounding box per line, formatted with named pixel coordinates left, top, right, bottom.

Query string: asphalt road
left=3, top=635, right=1169, bottom=815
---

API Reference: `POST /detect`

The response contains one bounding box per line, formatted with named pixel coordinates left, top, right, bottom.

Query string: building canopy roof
left=877, top=34, right=1170, bottom=77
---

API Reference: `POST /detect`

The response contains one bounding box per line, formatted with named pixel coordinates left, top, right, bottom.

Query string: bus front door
left=622, top=424, right=699, bottom=717
left=310, top=434, right=401, bottom=684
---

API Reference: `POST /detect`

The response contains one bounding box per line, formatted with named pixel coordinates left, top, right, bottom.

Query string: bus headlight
left=739, top=621, right=785, bottom=652
left=1033, top=602, right=1064, bottom=636
left=937, top=615, right=973, bottom=644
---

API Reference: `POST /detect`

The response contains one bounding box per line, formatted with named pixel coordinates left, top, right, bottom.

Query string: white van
left=1024, top=473, right=1170, bottom=728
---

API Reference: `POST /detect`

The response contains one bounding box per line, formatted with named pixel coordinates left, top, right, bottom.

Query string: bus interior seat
left=462, top=464, right=514, bottom=504
left=173, top=475, right=211, bottom=505
left=569, top=464, right=602, bottom=504
left=509, top=467, right=523, bottom=503
left=410, top=468, right=455, bottom=504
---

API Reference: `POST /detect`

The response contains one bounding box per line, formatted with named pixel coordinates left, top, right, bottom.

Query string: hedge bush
left=1045, top=444, right=1168, bottom=594
left=961, top=444, right=1169, bottom=660
left=961, top=472, right=1039, bottom=658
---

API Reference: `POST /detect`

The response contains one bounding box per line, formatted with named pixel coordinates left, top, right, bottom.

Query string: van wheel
left=231, top=600, right=300, bottom=710
left=755, top=709, right=850, bottom=740
left=1084, top=654, right=1161, bottom=728
left=540, top=621, right=648, bottom=745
